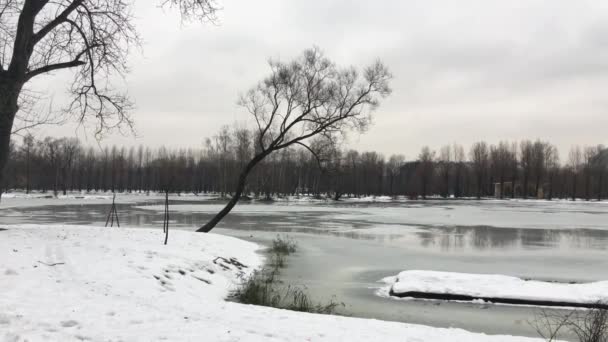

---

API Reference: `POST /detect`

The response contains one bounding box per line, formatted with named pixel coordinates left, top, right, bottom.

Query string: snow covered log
left=388, top=270, right=608, bottom=309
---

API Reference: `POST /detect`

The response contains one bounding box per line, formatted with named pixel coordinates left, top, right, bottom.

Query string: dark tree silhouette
left=470, top=141, right=489, bottom=200
left=6, top=133, right=608, bottom=201
left=197, top=47, right=392, bottom=232
left=0, top=0, right=219, bottom=191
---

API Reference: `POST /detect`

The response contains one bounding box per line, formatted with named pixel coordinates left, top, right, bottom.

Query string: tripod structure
left=105, top=193, right=120, bottom=228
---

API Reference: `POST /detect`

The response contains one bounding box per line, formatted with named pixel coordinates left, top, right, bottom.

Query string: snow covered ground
left=0, top=225, right=547, bottom=341
left=0, top=191, right=220, bottom=209
left=382, top=270, right=608, bottom=306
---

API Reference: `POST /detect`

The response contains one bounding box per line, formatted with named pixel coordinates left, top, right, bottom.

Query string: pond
left=3, top=197, right=608, bottom=337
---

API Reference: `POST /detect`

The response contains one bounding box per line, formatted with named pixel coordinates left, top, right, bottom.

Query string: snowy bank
left=1, top=226, right=544, bottom=341
left=0, top=190, right=220, bottom=209
left=384, top=270, right=608, bottom=308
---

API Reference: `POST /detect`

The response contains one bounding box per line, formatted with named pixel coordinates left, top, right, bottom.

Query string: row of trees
left=3, top=132, right=607, bottom=201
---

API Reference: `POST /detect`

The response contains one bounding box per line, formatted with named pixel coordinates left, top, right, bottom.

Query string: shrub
left=231, top=236, right=343, bottom=315
left=271, top=235, right=297, bottom=255
left=532, top=304, right=608, bottom=342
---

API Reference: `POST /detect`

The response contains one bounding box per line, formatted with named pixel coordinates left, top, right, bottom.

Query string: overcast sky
left=36, top=0, right=608, bottom=159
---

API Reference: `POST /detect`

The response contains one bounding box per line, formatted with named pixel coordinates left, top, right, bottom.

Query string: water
left=4, top=197, right=608, bottom=338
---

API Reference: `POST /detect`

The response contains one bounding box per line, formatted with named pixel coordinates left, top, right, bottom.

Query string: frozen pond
left=3, top=197, right=608, bottom=337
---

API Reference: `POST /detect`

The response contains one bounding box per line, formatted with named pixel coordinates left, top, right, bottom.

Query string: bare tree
left=438, top=145, right=451, bottom=198
left=520, top=140, right=534, bottom=199
left=532, top=140, right=549, bottom=198
left=470, top=141, right=489, bottom=199
left=568, top=146, right=582, bottom=201
left=592, top=145, right=607, bottom=201
left=417, top=146, right=435, bottom=199
left=21, top=132, right=34, bottom=193
left=386, top=154, right=405, bottom=197
left=59, top=137, right=79, bottom=195
left=544, top=144, right=560, bottom=200
left=490, top=141, right=511, bottom=199
left=509, top=142, right=519, bottom=199
left=214, top=125, right=232, bottom=197
left=583, top=147, right=596, bottom=201
left=452, top=143, right=465, bottom=198
left=197, top=47, right=392, bottom=232
left=39, top=136, right=61, bottom=196
left=0, top=0, right=220, bottom=190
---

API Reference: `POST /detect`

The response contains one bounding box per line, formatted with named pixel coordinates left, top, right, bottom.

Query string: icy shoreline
left=0, top=225, right=548, bottom=341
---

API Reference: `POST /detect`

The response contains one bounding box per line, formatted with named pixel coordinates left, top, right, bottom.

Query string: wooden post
left=163, top=191, right=169, bottom=245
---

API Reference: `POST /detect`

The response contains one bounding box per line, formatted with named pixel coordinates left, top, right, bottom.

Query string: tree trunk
left=0, top=81, right=20, bottom=197
left=25, top=151, right=30, bottom=194
left=598, top=173, right=603, bottom=201
left=197, top=152, right=268, bottom=233
left=444, top=170, right=449, bottom=198
left=510, top=176, right=516, bottom=199
left=585, top=172, right=590, bottom=201
left=571, top=174, right=577, bottom=201
left=547, top=174, right=554, bottom=200
left=454, top=168, right=461, bottom=198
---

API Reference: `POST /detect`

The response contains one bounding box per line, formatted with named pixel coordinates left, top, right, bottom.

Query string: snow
left=384, top=270, right=608, bottom=305
left=0, top=225, right=545, bottom=341
left=267, top=195, right=401, bottom=203
left=0, top=191, right=220, bottom=209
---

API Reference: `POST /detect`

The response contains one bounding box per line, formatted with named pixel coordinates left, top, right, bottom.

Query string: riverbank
left=1, top=225, right=546, bottom=341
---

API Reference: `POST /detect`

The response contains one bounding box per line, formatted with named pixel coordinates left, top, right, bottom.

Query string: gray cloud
left=34, top=0, right=608, bottom=160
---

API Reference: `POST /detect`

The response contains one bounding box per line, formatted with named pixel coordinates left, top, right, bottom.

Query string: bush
left=232, top=269, right=281, bottom=307
left=532, top=304, right=608, bottom=342
left=281, top=286, right=342, bottom=314
left=271, top=235, right=297, bottom=255
left=231, top=236, right=343, bottom=315
left=231, top=269, right=342, bottom=314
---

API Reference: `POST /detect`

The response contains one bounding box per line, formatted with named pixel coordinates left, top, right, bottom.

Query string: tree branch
left=294, top=141, right=324, bottom=170
left=32, top=0, right=83, bottom=45
left=25, top=59, right=85, bottom=81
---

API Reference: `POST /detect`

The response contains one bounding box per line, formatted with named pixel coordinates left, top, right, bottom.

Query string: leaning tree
left=197, top=47, right=392, bottom=232
left=0, top=0, right=219, bottom=188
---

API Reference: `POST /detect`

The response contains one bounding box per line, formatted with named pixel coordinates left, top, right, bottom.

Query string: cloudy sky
left=37, top=0, right=608, bottom=159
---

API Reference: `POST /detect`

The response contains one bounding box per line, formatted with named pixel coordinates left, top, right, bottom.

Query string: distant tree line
left=2, top=131, right=607, bottom=201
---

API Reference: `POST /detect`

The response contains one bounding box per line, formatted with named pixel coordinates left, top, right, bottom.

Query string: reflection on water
left=413, top=226, right=608, bottom=251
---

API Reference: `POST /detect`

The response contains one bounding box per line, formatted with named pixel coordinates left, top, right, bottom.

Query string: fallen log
left=389, top=290, right=608, bottom=309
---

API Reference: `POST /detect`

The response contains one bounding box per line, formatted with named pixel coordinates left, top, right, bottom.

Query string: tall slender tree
left=470, top=141, right=489, bottom=199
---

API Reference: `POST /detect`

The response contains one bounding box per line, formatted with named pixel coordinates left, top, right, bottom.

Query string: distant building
left=494, top=181, right=545, bottom=199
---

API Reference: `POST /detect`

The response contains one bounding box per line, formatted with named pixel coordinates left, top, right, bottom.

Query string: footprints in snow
left=4, top=269, right=18, bottom=275
left=213, top=257, right=248, bottom=271
left=60, top=320, right=79, bottom=328
left=152, top=257, right=248, bottom=291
